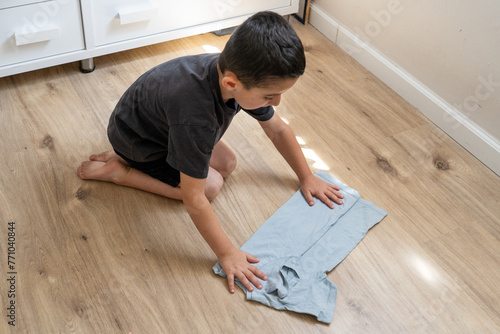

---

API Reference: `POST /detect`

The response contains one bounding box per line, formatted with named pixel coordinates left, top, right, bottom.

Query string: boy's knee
left=205, top=171, right=224, bottom=201
left=221, top=155, right=237, bottom=178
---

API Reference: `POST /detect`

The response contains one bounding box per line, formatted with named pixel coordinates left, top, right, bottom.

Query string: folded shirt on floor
left=213, top=170, right=387, bottom=323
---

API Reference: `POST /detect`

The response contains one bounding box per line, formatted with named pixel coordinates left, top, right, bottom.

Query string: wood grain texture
left=0, top=20, right=499, bottom=333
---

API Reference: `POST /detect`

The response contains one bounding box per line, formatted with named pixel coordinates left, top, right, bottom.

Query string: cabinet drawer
left=90, top=0, right=292, bottom=46
left=0, top=0, right=84, bottom=67
left=0, top=0, right=47, bottom=10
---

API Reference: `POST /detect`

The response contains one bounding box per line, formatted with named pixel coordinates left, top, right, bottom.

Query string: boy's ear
left=221, top=71, right=239, bottom=90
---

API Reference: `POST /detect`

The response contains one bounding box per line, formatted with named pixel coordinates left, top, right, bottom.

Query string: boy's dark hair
left=219, top=11, right=306, bottom=88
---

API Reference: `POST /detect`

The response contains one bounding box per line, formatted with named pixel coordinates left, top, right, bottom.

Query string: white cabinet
left=0, top=0, right=299, bottom=77
left=90, top=0, right=291, bottom=46
left=0, top=0, right=85, bottom=67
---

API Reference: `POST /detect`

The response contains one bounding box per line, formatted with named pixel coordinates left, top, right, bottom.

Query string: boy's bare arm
left=180, top=172, right=267, bottom=293
left=259, top=115, right=344, bottom=208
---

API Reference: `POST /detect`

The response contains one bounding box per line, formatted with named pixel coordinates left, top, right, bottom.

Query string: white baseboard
left=309, top=4, right=500, bottom=176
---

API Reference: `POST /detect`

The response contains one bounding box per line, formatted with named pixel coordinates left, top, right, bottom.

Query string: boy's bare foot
left=89, top=150, right=127, bottom=164
left=77, top=159, right=128, bottom=184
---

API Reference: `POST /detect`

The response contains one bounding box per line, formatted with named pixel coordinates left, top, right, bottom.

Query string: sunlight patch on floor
left=296, top=136, right=330, bottom=171
left=410, top=254, right=440, bottom=285
left=202, top=45, right=221, bottom=53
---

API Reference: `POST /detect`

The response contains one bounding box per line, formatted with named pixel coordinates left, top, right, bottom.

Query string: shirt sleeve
left=166, top=124, right=217, bottom=179
left=243, top=106, right=274, bottom=122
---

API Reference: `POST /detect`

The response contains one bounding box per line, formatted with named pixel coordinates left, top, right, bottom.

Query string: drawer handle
left=119, top=7, right=158, bottom=25
left=15, top=28, right=60, bottom=46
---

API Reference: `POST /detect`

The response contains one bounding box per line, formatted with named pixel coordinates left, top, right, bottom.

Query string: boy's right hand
left=218, top=247, right=267, bottom=294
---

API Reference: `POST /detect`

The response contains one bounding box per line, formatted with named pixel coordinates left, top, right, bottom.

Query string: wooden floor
left=1, top=20, right=499, bottom=334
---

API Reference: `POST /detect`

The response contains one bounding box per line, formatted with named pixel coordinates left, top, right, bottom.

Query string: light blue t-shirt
left=213, top=170, right=387, bottom=323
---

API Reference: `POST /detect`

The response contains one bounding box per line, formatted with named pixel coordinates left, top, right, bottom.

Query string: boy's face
left=223, top=75, right=299, bottom=110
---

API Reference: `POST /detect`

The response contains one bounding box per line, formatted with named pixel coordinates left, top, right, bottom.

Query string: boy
left=77, top=11, right=344, bottom=294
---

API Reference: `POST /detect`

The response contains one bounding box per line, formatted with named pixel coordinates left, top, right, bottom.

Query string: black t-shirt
left=108, top=53, right=274, bottom=179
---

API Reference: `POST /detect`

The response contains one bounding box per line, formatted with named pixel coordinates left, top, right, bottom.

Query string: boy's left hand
left=300, top=174, right=344, bottom=209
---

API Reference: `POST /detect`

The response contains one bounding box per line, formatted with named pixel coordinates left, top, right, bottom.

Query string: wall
left=309, top=0, right=500, bottom=175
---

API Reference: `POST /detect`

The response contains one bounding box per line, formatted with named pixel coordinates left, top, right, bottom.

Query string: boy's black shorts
left=114, top=150, right=181, bottom=187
